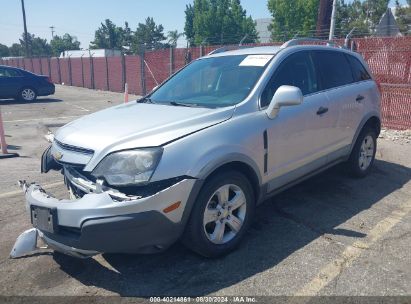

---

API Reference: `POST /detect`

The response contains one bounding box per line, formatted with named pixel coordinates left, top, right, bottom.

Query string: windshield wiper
left=169, top=101, right=200, bottom=107
left=137, top=97, right=155, bottom=104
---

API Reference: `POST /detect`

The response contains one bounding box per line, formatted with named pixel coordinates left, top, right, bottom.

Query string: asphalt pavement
left=0, top=85, right=410, bottom=298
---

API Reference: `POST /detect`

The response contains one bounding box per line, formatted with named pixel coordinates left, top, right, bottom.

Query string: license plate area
left=31, top=205, right=59, bottom=233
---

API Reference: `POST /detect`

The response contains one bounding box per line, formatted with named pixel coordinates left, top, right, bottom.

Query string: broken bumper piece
left=10, top=228, right=98, bottom=259
left=11, top=178, right=195, bottom=258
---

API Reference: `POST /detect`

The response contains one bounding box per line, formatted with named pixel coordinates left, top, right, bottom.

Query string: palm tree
left=167, top=30, right=184, bottom=47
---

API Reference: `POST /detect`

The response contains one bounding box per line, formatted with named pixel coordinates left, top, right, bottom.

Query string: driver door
left=261, top=51, right=335, bottom=192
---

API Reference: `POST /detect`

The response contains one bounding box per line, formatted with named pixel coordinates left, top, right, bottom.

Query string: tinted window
left=314, top=51, right=354, bottom=90
left=261, top=51, right=318, bottom=107
left=0, top=68, right=22, bottom=77
left=346, top=55, right=371, bottom=82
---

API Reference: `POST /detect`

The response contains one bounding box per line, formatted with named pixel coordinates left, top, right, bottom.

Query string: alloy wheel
left=21, top=88, right=36, bottom=101
left=203, top=184, right=247, bottom=245
left=358, top=135, right=375, bottom=171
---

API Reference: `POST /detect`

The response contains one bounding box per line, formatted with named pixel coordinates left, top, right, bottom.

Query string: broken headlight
left=91, top=148, right=163, bottom=186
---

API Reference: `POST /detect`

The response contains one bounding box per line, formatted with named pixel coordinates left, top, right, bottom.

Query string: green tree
left=167, top=30, right=184, bottom=47
left=395, top=0, right=411, bottom=34
left=121, top=22, right=133, bottom=53
left=267, top=0, right=320, bottom=41
left=365, top=0, right=390, bottom=31
left=185, top=0, right=258, bottom=46
left=50, top=33, right=80, bottom=57
left=90, top=19, right=124, bottom=49
left=184, top=4, right=195, bottom=46
left=336, top=0, right=390, bottom=37
left=131, top=17, right=167, bottom=53
left=9, top=43, right=23, bottom=56
left=0, top=43, right=10, bottom=57
left=19, top=33, right=51, bottom=56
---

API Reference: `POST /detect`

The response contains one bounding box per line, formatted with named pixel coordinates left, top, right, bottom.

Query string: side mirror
left=266, top=85, right=303, bottom=119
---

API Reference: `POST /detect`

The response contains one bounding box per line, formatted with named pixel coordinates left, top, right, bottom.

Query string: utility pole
left=20, top=0, right=30, bottom=57
left=50, top=26, right=55, bottom=39
left=316, top=0, right=333, bottom=39
left=329, top=0, right=337, bottom=40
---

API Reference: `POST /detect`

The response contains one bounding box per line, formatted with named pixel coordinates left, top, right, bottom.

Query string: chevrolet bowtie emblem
left=53, top=151, right=63, bottom=160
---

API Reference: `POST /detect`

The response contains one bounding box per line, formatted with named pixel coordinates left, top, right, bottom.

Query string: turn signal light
left=163, top=201, right=181, bottom=213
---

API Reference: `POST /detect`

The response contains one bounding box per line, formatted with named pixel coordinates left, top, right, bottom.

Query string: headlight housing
left=91, top=148, right=163, bottom=186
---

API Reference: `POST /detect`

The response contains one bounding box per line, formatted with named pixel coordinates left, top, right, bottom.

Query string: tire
left=182, top=171, right=255, bottom=258
left=19, top=87, right=37, bottom=102
left=347, top=127, right=377, bottom=178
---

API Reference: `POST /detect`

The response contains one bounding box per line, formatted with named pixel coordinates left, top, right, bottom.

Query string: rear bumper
left=37, top=84, right=55, bottom=96
left=21, top=178, right=196, bottom=255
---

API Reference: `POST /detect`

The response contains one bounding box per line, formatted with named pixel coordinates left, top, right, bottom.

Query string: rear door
left=261, top=51, right=334, bottom=191
left=312, top=50, right=358, bottom=157
left=345, top=54, right=374, bottom=136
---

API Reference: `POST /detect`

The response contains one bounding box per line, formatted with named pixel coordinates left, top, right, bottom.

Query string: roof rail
left=207, top=45, right=252, bottom=56
left=208, top=47, right=231, bottom=55
left=281, top=38, right=340, bottom=49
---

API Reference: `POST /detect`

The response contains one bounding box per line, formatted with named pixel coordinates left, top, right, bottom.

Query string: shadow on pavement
left=0, top=98, right=63, bottom=105
left=53, top=159, right=411, bottom=296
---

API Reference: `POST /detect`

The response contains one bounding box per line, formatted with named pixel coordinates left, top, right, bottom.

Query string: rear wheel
left=183, top=171, right=255, bottom=257
left=347, top=127, right=377, bottom=177
left=19, top=88, right=37, bottom=102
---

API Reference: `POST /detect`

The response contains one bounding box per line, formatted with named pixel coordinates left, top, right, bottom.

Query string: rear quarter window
left=346, top=55, right=371, bottom=82
left=313, top=51, right=354, bottom=90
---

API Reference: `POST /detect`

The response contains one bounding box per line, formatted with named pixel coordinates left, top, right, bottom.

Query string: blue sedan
left=0, top=65, right=55, bottom=101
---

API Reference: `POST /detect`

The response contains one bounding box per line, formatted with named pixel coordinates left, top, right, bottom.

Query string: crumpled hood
left=55, top=102, right=234, bottom=154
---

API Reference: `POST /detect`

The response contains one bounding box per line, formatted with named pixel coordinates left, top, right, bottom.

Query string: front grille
left=54, top=139, right=94, bottom=155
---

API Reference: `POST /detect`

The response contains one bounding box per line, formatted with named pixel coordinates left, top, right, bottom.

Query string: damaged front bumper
left=11, top=176, right=196, bottom=258
left=10, top=228, right=98, bottom=259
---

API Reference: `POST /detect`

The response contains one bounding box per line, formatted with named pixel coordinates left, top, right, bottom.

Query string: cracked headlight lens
left=92, top=148, right=163, bottom=186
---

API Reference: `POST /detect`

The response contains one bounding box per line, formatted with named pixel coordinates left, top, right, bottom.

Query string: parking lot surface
left=0, top=85, right=410, bottom=297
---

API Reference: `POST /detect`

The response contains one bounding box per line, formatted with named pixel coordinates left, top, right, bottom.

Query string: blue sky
left=0, top=0, right=407, bottom=48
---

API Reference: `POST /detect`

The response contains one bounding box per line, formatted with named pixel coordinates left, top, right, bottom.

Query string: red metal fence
left=1, top=37, right=410, bottom=129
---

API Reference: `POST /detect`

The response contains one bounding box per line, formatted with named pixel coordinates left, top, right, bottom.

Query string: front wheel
left=19, top=88, right=37, bottom=102
left=347, top=127, right=377, bottom=177
left=182, top=171, right=255, bottom=257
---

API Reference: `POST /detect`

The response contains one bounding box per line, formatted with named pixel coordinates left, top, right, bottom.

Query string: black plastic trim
left=54, top=139, right=94, bottom=155
left=43, top=211, right=182, bottom=254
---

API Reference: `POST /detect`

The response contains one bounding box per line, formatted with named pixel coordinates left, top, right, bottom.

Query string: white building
left=60, top=49, right=122, bottom=58
left=255, top=18, right=272, bottom=43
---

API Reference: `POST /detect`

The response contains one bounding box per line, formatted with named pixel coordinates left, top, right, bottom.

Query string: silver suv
left=12, top=40, right=381, bottom=258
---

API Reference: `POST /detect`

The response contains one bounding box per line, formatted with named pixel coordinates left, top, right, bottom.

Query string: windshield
left=150, top=54, right=273, bottom=108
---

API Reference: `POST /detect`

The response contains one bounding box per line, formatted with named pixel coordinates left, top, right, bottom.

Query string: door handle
left=356, top=95, right=365, bottom=102
left=316, top=106, right=329, bottom=115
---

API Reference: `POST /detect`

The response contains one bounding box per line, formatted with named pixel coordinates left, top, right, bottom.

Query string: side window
left=261, top=51, right=318, bottom=108
left=346, top=55, right=371, bottom=82
left=0, top=68, right=21, bottom=77
left=313, top=51, right=354, bottom=90
left=8, top=69, right=22, bottom=77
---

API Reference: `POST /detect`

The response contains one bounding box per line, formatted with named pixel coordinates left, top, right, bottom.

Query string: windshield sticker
left=239, top=55, right=274, bottom=67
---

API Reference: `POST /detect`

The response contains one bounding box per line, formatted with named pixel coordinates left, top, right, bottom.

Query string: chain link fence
left=1, top=37, right=410, bottom=129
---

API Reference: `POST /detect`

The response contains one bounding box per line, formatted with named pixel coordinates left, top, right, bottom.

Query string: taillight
left=376, top=81, right=382, bottom=96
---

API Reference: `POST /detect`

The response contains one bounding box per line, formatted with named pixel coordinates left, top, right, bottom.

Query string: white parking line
left=292, top=197, right=411, bottom=297
left=3, top=116, right=80, bottom=123
left=0, top=181, right=64, bottom=199
left=70, top=103, right=90, bottom=112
